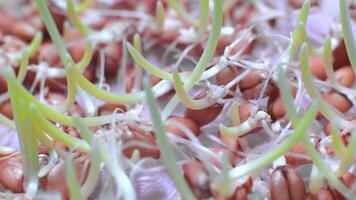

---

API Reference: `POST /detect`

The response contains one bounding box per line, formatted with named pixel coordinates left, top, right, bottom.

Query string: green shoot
left=144, top=78, right=196, bottom=200
left=162, top=0, right=223, bottom=119
left=167, top=0, right=199, bottom=27
left=133, top=33, right=143, bottom=91
left=198, top=0, right=209, bottom=35
left=229, top=104, right=317, bottom=179
left=172, top=68, right=214, bottom=109
left=231, top=101, right=241, bottom=126
left=156, top=1, right=165, bottom=30
left=339, top=0, right=356, bottom=73
left=35, top=0, right=68, bottom=63
left=6, top=69, right=39, bottom=198
left=29, top=103, right=91, bottom=153
left=300, top=43, right=348, bottom=127
left=65, top=156, right=83, bottom=200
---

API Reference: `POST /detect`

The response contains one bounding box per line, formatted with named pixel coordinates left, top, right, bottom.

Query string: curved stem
left=70, top=66, right=145, bottom=104
left=162, top=0, right=223, bottom=119
left=172, top=69, right=215, bottom=109
left=127, top=43, right=173, bottom=82
left=35, top=0, right=68, bottom=63
left=29, top=103, right=91, bottom=153
left=229, top=104, right=317, bottom=179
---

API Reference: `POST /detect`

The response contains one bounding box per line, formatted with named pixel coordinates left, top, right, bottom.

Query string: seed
left=285, top=143, right=311, bottom=165
left=165, top=116, right=200, bottom=138
left=234, top=187, right=248, bottom=200
left=309, top=57, right=326, bottom=80
left=98, top=103, right=127, bottom=115
left=322, top=91, right=352, bottom=113
left=289, top=0, right=319, bottom=9
left=268, top=87, right=297, bottom=120
left=46, top=158, right=87, bottom=199
left=123, top=125, right=160, bottom=159
left=270, top=168, right=290, bottom=200
left=215, top=65, right=239, bottom=92
left=183, top=160, right=211, bottom=199
left=10, top=21, right=37, bottom=42
left=0, top=155, right=24, bottom=193
left=185, top=91, right=223, bottom=127
left=37, top=42, right=61, bottom=66
left=242, top=81, right=277, bottom=100
left=0, top=100, right=13, bottom=119
left=270, top=166, right=305, bottom=200
left=306, top=189, right=335, bottom=200
left=285, top=167, right=306, bottom=200
left=333, top=40, right=350, bottom=69
left=334, top=66, right=355, bottom=88
left=95, top=43, right=122, bottom=77
left=238, top=103, right=257, bottom=123
left=239, top=71, right=263, bottom=91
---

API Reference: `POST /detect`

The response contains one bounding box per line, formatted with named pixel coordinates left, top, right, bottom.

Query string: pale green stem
left=331, top=125, right=347, bottom=159
left=231, top=101, right=241, bottom=126
left=229, top=104, right=317, bottom=179
left=67, top=0, right=93, bottom=70
left=67, top=0, right=91, bottom=35
left=28, top=32, right=43, bottom=57
left=172, top=69, right=214, bottom=109
left=73, top=116, right=100, bottom=198
left=297, top=0, right=310, bottom=24
left=6, top=70, right=39, bottom=197
left=70, top=65, right=145, bottom=103
left=17, top=50, right=29, bottom=84
left=58, top=56, right=78, bottom=113
left=162, top=0, right=223, bottom=119
left=144, top=79, right=196, bottom=200
left=75, top=0, right=92, bottom=12
left=156, top=1, right=165, bottom=30
left=339, top=0, right=356, bottom=74
left=65, top=156, right=83, bottom=200
left=277, top=64, right=299, bottom=127
left=18, top=32, right=43, bottom=83
left=127, top=43, right=173, bottom=82
left=337, top=129, right=356, bottom=176
left=303, top=137, right=354, bottom=199
left=300, top=43, right=348, bottom=127
left=29, top=103, right=91, bottom=153
left=4, top=72, right=118, bottom=126
left=133, top=33, right=143, bottom=91
left=323, top=38, right=337, bottom=83
left=35, top=0, right=68, bottom=63
left=167, top=0, right=199, bottom=27
left=198, top=0, right=209, bottom=35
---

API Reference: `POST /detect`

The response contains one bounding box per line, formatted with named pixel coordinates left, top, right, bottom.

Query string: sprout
left=133, top=33, right=143, bottom=91
left=6, top=69, right=39, bottom=198
left=65, top=155, right=83, bottom=200
left=155, top=1, right=165, bottom=31
left=166, top=0, right=199, bottom=27
left=162, top=0, right=223, bottom=119
left=339, top=0, right=356, bottom=74
left=144, top=78, right=196, bottom=200
left=229, top=103, right=317, bottom=179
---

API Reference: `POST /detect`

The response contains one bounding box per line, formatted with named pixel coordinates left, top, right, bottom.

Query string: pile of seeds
left=0, top=0, right=355, bottom=199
